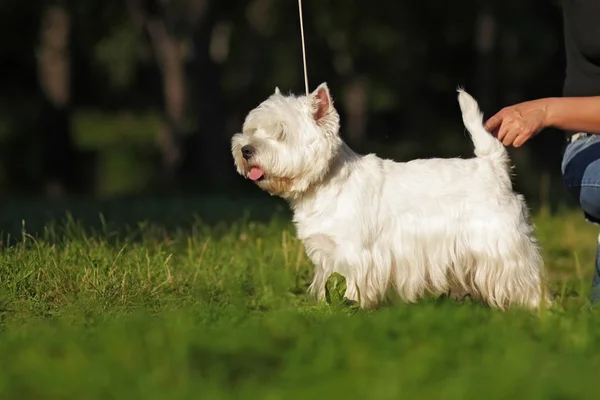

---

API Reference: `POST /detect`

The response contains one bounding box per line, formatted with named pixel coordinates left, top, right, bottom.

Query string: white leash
left=297, top=0, right=309, bottom=96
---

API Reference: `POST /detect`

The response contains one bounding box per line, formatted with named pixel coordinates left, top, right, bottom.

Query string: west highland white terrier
left=231, top=83, right=551, bottom=310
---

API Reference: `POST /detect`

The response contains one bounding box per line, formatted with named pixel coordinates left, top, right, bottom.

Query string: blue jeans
left=561, top=133, right=600, bottom=303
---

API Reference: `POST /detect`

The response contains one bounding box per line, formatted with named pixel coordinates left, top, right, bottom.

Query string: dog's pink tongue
left=248, top=167, right=264, bottom=181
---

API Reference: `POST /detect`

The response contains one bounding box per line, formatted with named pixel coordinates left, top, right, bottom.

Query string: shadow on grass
left=0, top=193, right=292, bottom=244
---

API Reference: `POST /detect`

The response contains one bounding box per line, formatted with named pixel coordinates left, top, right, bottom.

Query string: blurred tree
left=36, top=3, right=76, bottom=198
left=127, top=0, right=189, bottom=188
left=0, top=0, right=572, bottom=205
left=474, top=0, right=498, bottom=117
left=184, top=0, right=231, bottom=191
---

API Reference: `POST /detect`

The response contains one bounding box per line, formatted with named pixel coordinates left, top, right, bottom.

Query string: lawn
left=1, top=195, right=600, bottom=399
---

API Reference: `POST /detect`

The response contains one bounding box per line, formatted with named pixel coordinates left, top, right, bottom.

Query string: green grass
left=1, top=196, right=600, bottom=399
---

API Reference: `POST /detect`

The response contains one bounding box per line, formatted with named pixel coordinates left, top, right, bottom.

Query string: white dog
left=231, top=83, right=551, bottom=311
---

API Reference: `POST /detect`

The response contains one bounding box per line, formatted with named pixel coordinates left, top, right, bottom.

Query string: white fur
left=231, top=83, right=551, bottom=311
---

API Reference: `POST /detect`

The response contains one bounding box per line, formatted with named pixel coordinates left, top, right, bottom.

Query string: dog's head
left=231, top=82, right=342, bottom=199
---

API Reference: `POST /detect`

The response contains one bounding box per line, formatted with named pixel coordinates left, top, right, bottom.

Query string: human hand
left=484, top=99, right=550, bottom=147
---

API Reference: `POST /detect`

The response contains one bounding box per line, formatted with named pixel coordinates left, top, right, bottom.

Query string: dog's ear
left=274, top=86, right=281, bottom=95
left=310, top=82, right=333, bottom=123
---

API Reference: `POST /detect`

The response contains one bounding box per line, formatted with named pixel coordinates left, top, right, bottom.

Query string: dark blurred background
left=0, top=0, right=573, bottom=218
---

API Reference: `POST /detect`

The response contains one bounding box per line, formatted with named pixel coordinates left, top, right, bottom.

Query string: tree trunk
left=343, top=78, right=368, bottom=150
left=185, top=6, right=232, bottom=192
left=328, top=31, right=369, bottom=149
left=36, top=4, right=75, bottom=198
left=473, top=1, right=497, bottom=117
left=145, top=17, right=186, bottom=188
left=128, top=0, right=187, bottom=189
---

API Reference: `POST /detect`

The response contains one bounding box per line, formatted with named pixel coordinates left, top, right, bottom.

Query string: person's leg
left=562, top=133, right=600, bottom=303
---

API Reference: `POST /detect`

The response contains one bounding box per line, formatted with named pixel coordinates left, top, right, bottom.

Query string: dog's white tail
left=457, top=89, right=507, bottom=160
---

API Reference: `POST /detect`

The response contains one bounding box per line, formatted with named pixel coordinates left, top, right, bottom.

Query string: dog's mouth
left=247, top=167, right=265, bottom=182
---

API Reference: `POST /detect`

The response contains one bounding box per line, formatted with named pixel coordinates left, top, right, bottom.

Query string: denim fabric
left=561, top=133, right=600, bottom=303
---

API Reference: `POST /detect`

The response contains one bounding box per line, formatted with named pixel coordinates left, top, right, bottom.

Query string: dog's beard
left=256, top=176, right=294, bottom=196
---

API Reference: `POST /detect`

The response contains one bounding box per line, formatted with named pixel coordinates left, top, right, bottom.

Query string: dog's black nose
left=241, top=145, right=255, bottom=160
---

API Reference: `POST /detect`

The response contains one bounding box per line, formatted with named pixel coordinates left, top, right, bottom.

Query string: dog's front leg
left=303, top=234, right=338, bottom=302
left=307, top=263, right=330, bottom=302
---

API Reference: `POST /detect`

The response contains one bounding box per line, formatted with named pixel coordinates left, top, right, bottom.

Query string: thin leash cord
left=297, top=0, right=309, bottom=95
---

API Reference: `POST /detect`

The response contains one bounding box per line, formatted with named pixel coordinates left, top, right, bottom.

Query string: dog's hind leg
left=472, top=231, right=549, bottom=310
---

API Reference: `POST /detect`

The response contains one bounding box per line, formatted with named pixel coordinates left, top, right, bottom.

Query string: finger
left=513, top=136, right=525, bottom=148
left=484, top=114, right=502, bottom=132
left=513, top=132, right=532, bottom=148
left=496, top=121, right=510, bottom=142
left=502, top=129, right=520, bottom=147
left=488, top=124, right=500, bottom=137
